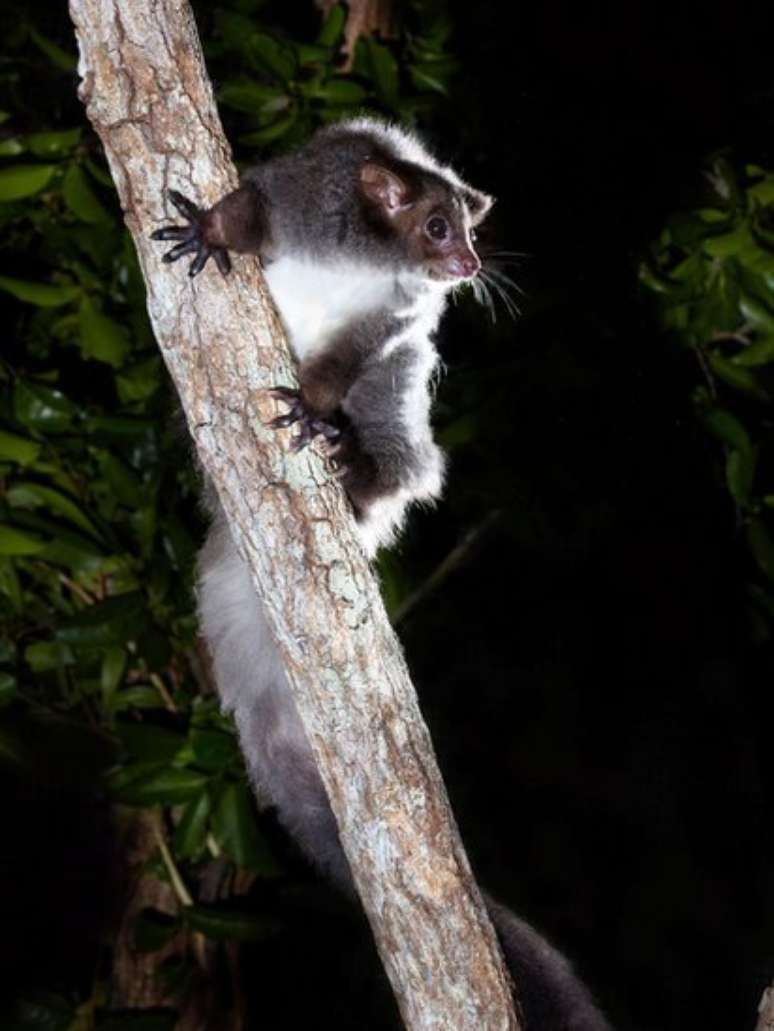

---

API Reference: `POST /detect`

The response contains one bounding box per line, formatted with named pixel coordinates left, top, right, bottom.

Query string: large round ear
left=465, top=188, right=495, bottom=226
left=359, top=163, right=411, bottom=215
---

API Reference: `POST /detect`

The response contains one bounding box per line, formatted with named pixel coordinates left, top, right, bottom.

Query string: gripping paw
left=150, top=190, right=231, bottom=277
left=267, top=387, right=341, bottom=453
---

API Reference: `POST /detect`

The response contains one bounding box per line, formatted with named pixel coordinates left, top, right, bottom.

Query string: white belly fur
left=263, top=256, right=397, bottom=361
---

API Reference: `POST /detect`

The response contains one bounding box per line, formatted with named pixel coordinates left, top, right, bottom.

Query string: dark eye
left=426, top=216, right=449, bottom=241
left=470, top=229, right=478, bottom=242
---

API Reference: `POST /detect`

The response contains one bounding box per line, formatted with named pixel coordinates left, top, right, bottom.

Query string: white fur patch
left=264, top=256, right=399, bottom=362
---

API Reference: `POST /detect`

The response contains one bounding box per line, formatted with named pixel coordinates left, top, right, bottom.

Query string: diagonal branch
left=67, top=1, right=519, bottom=1026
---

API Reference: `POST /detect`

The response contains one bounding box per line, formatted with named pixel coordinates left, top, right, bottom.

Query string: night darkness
left=229, top=4, right=774, bottom=1028
left=3, top=2, right=774, bottom=1030
left=404, top=3, right=774, bottom=1029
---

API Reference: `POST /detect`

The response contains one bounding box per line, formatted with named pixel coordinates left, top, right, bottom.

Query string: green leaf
left=7, top=482, right=101, bottom=539
left=708, top=353, right=767, bottom=396
left=748, top=178, right=774, bottom=206
left=317, top=3, right=346, bottom=47
left=84, top=157, right=115, bottom=189
left=365, top=38, right=400, bottom=107
left=0, top=137, right=24, bottom=156
left=116, top=356, right=162, bottom=403
left=638, top=262, right=675, bottom=295
left=733, top=336, right=774, bottom=367
left=700, top=408, right=751, bottom=452
left=174, top=790, right=212, bottom=858
left=95, top=451, right=140, bottom=505
left=63, top=164, right=111, bottom=223
left=39, top=530, right=107, bottom=573
left=702, top=224, right=755, bottom=258
left=28, top=27, right=77, bottom=71
left=79, top=298, right=131, bottom=367
left=108, top=766, right=209, bottom=806
left=0, top=557, right=22, bottom=611
left=0, top=274, right=80, bottom=307
left=183, top=903, right=283, bottom=942
left=27, top=128, right=82, bottom=158
left=212, top=781, right=281, bottom=874
left=239, top=110, right=298, bottom=147
left=409, top=65, right=450, bottom=95
left=13, top=381, right=79, bottom=433
left=739, top=294, right=774, bottom=334
left=57, top=591, right=148, bottom=647
left=310, top=79, right=367, bottom=104
left=101, top=646, right=127, bottom=700
left=697, top=208, right=730, bottom=224
left=0, top=524, right=47, bottom=555
left=0, top=429, right=41, bottom=465
left=0, top=163, right=56, bottom=201
left=218, top=80, right=289, bottom=115
left=249, top=33, right=298, bottom=83
left=747, top=519, right=774, bottom=581
left=116, top=722, right=186, bottom=762
left=85, top=414, right=155, bottom=439
left=296, top=43, right=336, bottom=67
left=189, top=726, right=239, bottom=772
left=25, top=640, right=76, bottom=672
left=110, top=685, right=167, bottom=712
left=725, top=447, right=757, bottom=507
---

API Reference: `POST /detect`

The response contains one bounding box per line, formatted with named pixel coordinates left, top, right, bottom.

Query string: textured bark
left=68, top=1, right=519, bottom=1027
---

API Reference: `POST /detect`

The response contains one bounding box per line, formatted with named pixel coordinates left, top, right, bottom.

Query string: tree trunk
left=67, top=1, right=519, bottom=1027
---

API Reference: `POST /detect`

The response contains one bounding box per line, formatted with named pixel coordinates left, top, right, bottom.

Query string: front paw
left=150, top=190, right=232, bottom=277
left=267, top=387, right=341, bottom=452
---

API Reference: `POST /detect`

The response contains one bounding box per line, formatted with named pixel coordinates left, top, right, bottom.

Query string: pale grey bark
left=67, top=1, right=519, bottom=1027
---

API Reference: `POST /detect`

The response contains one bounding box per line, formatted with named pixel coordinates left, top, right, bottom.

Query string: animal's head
left=358, top=159, right=494, bottom=283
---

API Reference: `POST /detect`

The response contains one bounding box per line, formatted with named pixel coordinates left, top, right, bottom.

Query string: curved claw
left=150, top=226, right=191, bottom=242
left=269, top=386, right=301, bottom=403
left=214, top=249, right=232, bottom=275
left=291, top=422, right=314, bottom=452
left=168, top=189, right=201, bottom=221
left=313, top=420, right=341, bottom=442
left=268, top=411, right=302, bottom=430
left=162, top=239, right=199, bottom=263
left=150, top=190, right=231, bottom=278
left=267, top=386, right=341, bottom=451
left=189, top=247, right=210, bottom=278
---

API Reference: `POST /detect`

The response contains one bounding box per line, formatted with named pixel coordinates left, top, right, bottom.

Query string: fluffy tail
left=197, top=514, right=611, bottom=1029
left=485, top=897, right=612, bottom=1030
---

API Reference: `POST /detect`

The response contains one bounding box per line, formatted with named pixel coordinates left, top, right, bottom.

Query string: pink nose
left=448, top=253, right=480, bottom=279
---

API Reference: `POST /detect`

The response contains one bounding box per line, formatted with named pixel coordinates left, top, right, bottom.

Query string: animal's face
left=358, top=162, right=494, bottom=282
